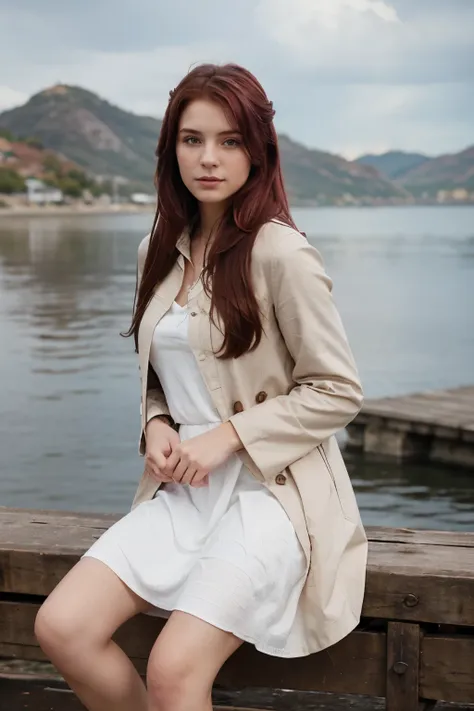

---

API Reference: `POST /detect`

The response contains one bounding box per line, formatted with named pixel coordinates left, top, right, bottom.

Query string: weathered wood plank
left=0, top=600, right=387, bottom=697
left=2, top=509, right=474, bottom=626
left=2, top=600, right=474, bottom=703
left=2, top=508, right=472, bottom=549
left=348, top=386, right=474, bottom=466
left=386, top=622, right=420, bottom=711
left=0, top=676, right=390, bottom=711
left=420, top=635, right=474, bottom=703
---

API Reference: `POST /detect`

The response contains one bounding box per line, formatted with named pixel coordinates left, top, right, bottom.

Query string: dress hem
left=82, top=552, right=310, bottom=659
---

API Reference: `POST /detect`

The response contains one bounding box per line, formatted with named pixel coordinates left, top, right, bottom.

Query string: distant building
left=130, top=192, right=155, bottom=205
left=451, top=188, right=469, bottom=201
left=25, top=178, right=63, bottom=204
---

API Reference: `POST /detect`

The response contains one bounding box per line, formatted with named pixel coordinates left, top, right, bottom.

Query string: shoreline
left=0, top=203, right=473, bottom=219
left=0, top=204, right=155, bottom=218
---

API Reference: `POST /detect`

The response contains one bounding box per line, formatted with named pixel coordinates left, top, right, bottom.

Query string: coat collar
left=176, top=226, right=191, bottom=266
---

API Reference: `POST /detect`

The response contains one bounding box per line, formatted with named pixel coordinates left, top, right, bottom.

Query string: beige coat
left=132, top=219, right=368, bottom=657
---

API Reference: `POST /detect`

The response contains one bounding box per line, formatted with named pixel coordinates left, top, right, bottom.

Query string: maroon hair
left=126, top=63, right=297, bottom=359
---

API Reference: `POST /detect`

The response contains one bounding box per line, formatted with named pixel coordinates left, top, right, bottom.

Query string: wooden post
left=386, top=622, right=420, bottom=711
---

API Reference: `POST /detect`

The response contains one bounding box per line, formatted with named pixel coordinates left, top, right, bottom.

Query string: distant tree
left=58, top=177, right=83, bottom=198
left=42, top=153, right=63, bottom=175
left=24, top=136, right=44, bottom=150
left=0, top=168, right=26, bottom=193
left=0, top=128, right=15, bottom=141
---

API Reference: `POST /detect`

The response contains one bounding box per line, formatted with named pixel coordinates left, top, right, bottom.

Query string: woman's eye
left=184, top=136, right=200, bottom=144
left=224, top=138, right=240, bottom=147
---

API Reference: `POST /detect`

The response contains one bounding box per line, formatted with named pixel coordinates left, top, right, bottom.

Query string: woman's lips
left=196, top=177, right=224, bottom=188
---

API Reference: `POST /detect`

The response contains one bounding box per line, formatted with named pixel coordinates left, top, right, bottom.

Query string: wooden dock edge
left=346, top=385, right=474, bottom=467
left=1, top=508, right=474, bottom=710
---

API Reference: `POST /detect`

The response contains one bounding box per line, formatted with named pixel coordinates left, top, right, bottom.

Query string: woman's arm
left=228, top=231, right=363, bottom=480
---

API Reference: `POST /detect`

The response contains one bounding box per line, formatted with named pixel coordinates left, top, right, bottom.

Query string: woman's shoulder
left=254, top=219, right=319, bottom=267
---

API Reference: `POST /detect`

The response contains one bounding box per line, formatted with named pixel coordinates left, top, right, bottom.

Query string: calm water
left=0, top=206, right=473, bottom=529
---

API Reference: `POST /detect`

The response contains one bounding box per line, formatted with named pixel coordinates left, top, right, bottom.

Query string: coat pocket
left=317, top=443, right=350, bottom=521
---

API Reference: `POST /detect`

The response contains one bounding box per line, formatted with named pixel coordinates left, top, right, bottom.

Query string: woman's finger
left=162, top=448, right=180, bottom=479
left=145, top=461, right=172, bottom=483
left=171, top=457, right=187, bottom=483
left=190, top=471, right=209, bottom=488
left=181, top=466, right=199, bottom=486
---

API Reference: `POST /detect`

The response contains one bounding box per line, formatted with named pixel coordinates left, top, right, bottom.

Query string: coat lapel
left=138, top=264, right=183, bottom=373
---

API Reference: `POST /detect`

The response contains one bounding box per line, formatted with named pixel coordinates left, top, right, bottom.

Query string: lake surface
left=0, top=206, right=473, bottom=529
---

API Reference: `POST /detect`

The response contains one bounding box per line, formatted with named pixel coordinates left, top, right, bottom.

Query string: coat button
left=190, top=311, right=197, bottom=317
left=233, top=401, right=244, bottom=414
left=256, top=390, right=267, bottom=403
left=275, top=473, right=287, bottom=485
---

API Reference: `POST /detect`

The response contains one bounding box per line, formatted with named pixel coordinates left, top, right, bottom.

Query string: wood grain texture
left=2, top=508, right=473, bottom=625
left=386, top=622, right=420, bottom=711
left=0, top=600, right=387, bottom=697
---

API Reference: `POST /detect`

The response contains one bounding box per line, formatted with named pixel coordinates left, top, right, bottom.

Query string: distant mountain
left=279, top=135, right=405, bottom=201
left=355, top=151, right=430, bottom=180
left=0, top=85, right=404, bottom=203
left=0, top=85, right=162, bottom=185
left=398, top=145, right=474, bottom=196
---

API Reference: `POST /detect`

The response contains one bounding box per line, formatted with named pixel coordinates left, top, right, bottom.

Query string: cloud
left=255, top=0, right=400, bottom=55
left=257, top=0, right=399, bottom=34
left=0, top=0, right=472, bottom=156
left=0, top=86, right=29, bottom=112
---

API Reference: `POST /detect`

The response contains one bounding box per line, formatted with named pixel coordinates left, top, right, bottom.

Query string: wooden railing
left=0, top=507, right=473, bottom=710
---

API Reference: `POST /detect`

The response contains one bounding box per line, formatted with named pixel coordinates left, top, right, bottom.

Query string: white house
left=130, top=192, right=155, bottom=205
left=25, top=178, right=63, bottom=205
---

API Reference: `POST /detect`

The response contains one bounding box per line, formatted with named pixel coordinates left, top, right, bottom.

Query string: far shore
left=1, top=201, right=473, bottom=220
left=0, top=203, right=156, bottom=219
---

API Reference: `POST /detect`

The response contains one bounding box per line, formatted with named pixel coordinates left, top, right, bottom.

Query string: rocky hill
left=0, top=85, right=404, bottom=203
left=0, top=85, right=161, bottom=186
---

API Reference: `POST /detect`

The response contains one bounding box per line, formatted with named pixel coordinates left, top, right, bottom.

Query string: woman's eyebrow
left=179, top=128, right=242, bottom=136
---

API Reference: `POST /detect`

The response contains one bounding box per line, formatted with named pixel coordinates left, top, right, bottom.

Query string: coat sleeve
left=228, top=233, right=363, bottom=480
left=136, top=236, right=172, bottom=456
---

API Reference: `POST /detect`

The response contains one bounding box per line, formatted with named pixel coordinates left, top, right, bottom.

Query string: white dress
left=84, top=300, right=307, bottom=657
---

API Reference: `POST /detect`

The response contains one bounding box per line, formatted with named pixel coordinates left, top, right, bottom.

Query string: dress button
left=256, top=390, right=267, bottom=403
left=198, top=353, right=205, bottom=362
left=275, top=473, right=287, bottom=485
left=233, top=401, right=244, bottom=414
left=190, top=311, right=197, bottom=317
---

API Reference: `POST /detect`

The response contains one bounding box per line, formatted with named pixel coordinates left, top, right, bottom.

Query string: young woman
left=35, top=63, right=368, bottom=711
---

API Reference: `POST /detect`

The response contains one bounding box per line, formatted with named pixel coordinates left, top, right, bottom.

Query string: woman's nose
left=200, top=143, right=219, bottom=167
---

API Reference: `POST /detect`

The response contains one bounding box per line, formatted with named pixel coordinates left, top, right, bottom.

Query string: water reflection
left=0, top=209, right=473, bottom=527
left=347, top=452, right=474, bottom=530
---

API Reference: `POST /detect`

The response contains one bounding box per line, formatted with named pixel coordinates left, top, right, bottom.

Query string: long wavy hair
left=125, top=63, right=297, bottom=359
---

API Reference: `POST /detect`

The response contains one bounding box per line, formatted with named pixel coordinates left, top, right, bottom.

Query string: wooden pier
left=0, top=507, right=473, bottom=710
left=346, top=385, right=474, bottom=467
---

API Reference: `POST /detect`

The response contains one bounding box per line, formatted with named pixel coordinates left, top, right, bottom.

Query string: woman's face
left=176, top=98, right=251, bottom=207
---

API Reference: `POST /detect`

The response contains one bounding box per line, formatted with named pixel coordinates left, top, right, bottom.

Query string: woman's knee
left=35, top=596, right=88, bottom=660
left=146, top=647, right=211, bottom=708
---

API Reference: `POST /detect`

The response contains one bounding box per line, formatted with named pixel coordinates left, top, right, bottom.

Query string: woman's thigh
left=35, top=557, right=151, bottom=653
left=147, top=610, right=243, bottom=695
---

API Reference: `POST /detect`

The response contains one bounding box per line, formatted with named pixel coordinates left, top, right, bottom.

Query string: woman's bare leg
left=35, top=557, right=150, bottom=711
left=147, top=610, right=244, bottom=711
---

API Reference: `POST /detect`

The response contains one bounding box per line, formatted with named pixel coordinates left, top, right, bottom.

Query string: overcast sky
left=0, top=0, right=472, bottom=158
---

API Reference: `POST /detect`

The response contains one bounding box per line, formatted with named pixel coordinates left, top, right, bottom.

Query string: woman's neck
left=197, top=200, right=228, bottom=242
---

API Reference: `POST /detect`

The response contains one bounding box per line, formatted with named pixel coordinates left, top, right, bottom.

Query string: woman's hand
left=144, top=417, right=181, bottom=485
left=163, top=422, right=242, bottom=487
